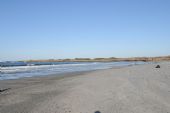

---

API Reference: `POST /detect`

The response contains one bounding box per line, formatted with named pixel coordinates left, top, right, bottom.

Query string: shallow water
left=0, top=61, right=145, bottom=80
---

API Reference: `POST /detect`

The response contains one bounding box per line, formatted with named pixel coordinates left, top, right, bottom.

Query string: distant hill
left=24, top=56, right=170, bottom=62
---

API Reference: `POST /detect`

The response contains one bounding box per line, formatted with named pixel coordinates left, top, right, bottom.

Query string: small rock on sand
left=155, top=65, right=160, bottom=68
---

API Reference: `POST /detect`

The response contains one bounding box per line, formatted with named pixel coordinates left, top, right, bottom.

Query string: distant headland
left=24, top=55, right=170, bottom=62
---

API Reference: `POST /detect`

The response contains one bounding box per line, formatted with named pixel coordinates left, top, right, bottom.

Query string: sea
left=0, top=61, right=146, bottom=80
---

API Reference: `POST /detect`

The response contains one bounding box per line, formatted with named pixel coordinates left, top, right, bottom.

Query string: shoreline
left=0, top=64, right=130, bottom=90
left=0, top=61, right=138, bottom=81
left=0, top=62, right=170, bottom=113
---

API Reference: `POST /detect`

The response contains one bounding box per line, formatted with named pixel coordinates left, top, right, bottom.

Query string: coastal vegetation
left=24, top=56, right=170, bottom=62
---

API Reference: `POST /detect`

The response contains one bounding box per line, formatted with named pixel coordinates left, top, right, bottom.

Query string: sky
left=0, top=0, right=170, bottom=61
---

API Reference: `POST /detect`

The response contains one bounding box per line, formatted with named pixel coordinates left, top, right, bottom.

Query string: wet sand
left=0, top=62, right=170, bottom=113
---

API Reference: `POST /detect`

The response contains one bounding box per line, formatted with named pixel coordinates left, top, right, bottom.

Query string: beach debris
left=0, top=88, right=11, bottom=93
left=94, top=111, right=101, bottom=113
left=155, top=65, right=160, bottom=68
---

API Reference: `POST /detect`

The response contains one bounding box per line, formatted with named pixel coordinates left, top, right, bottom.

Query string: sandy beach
left=0, top=62, right=170, bottom=113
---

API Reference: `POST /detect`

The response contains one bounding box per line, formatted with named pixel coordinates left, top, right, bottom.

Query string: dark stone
left=155, top=65, right=160, bottom=68
left=0, top=88, right=11, bottom=93
left=95, top=111, right=101, bottom=113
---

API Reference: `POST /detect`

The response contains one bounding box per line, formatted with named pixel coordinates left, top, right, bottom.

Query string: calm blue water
left=0, top=61, right=145, bottom=80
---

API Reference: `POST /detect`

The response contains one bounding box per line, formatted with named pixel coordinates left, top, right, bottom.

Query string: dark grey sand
left=0, top=62, right=170, bottom=113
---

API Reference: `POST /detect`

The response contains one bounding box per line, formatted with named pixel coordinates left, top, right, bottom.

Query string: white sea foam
left=0, top=62, right=145, bottom=80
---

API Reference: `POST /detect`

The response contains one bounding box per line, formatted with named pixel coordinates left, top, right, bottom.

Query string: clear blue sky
left=0, top=0, right=170, bottom=61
